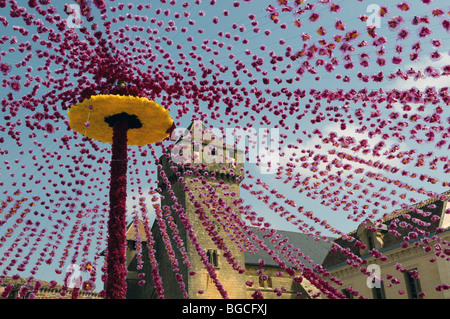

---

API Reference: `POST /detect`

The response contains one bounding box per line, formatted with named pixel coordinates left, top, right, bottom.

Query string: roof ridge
left=343, top=189, right=450, bottom=236
left=384, top=189, right=450, bottom=222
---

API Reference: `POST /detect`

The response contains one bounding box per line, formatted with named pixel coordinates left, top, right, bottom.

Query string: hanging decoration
left=0, top=0, right=448, bottom=299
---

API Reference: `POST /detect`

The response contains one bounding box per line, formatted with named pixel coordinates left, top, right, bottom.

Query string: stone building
left=0, top=276, right=100, bottom=299
left=322, top=190, right=450, bottom=299
left=125, top=121, right=333, bottom=299
left=126, top=220, right=332, bottom=299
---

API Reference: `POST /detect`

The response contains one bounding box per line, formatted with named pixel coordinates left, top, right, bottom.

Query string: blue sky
left=0, top=0, right=449, bottom=294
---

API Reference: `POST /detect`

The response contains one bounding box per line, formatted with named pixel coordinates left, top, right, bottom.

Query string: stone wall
left=0, top=277, right=100, bottom=299
left=327, top=231, right=450, bottom=299
left=153, top=152, right=247, bottom=299
left=244, top=265, right=308, bottom=299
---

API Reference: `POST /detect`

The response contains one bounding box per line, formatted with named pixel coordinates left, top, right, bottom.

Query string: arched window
left=207, top=249, right=219, bottom=268
left=266, top=276, right=272, bottom=288
left=258, top=276, right=265, bottom=288
left=405, top=269, right=423, bottom=299
left=258, top=275, right=272, bottom=289
left=356, top=222, right=385, bottom=255
left=367, top=234, right=374, bottom=251
left=371, top=278, right=386, bottom=299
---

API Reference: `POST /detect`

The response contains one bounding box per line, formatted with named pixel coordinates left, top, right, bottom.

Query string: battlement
left=159, top=121, right=245, bottom=183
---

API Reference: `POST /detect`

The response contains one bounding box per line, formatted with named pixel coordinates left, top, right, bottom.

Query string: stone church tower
left=125, top=121, right=329, bottom=299
left=147, top=121, right=248, bottom=298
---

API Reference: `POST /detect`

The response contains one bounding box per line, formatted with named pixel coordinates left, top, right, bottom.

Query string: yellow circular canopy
left=68, top=94, right=174, bottom=146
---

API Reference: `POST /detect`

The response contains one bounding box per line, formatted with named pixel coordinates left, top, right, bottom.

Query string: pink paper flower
left=0, top=63, right=12, bottom=75
left=9, top=80, right=21, bottom=92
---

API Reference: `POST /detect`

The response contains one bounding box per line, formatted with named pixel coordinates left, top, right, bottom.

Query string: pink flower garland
left=131, top=210, right=145, bottom=284
left=105, top=119, right=129, bottom=299
left=140, top=210, right=165, bottom=299
left=171, top=159, right=345, bottom=298
left=152, top=202, right=188, bottom=298
left=156, top=154, right=229, bottom=299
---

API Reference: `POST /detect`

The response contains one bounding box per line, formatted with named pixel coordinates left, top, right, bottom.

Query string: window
left=342, top=289, right=353, bottom=299
left=267, top=276, right=272, bottom=288
left=212, top=221, right=220, bottom=231
left=207, top=249, right=219, bottom=268
left=258, top=275, right=272, bottom=289
left=192, top=144, right=201, bottom=162
left=258, top=276, right=265, bottom=288
left=228, top=148, right=235, bottom=160
left=193, top=144, right=200, bottom=152
left=371, top=279, right=386, bottom=299
left=128, top=240, right=136, bottom=250
left=405, top=269, right=422, bottom=299
left=367, top=235, right=374, bottom=251
left=211, top=147, right=217, bottom=156
left=356, top=222, right=385, bottom=255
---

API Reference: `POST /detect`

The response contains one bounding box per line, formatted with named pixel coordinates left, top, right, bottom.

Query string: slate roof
left=126, top=219, right=148, bottom=242
left=244, top=227, right=335, bottom=270
left=126, top=220, right=334, bottom=271
left=322, top=189, right=450, bottom=269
